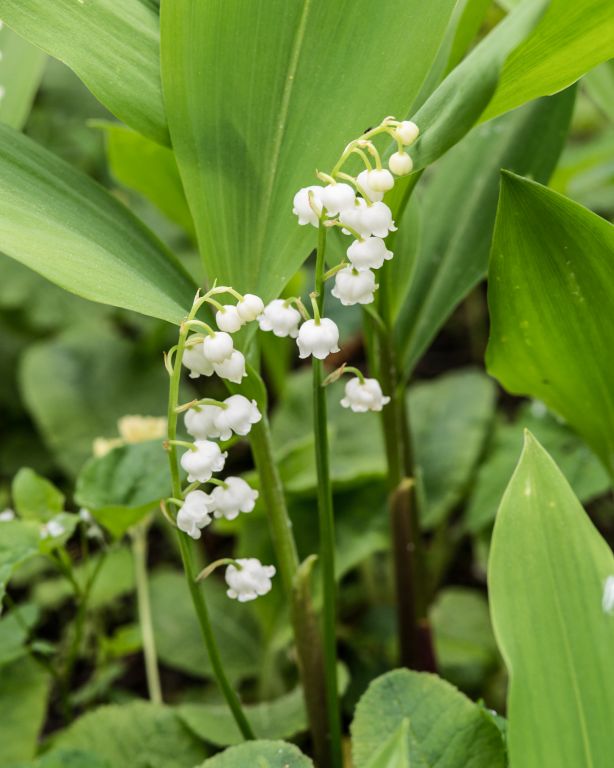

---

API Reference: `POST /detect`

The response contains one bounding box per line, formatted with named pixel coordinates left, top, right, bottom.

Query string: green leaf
left=98, top=122, right=195, bottom=238
left=0, top=124, right=194, bottom=324
left=465, top=403, right=610, bottom=533
left=0, top=25, right=46, bottom=129
left=150, top=569, right=263, bottom=682
left=160, top=0, right=456, bottom=300
left=50, top=701, right=207, bottom=768
left=196, top=741, right=313, bottom=768
left=0, top=656, right=50, bottom=763
left=75, top=441, right=171, bottom=538
left=486, top=173, right=614, bottom=475
left=483, top=0, right=614, bottom=121
left=364, top=720, right=410, bottom=768
left=488, top=433, right=614, bottom=767
left=0, top=603, right=38, bottom=667
left=351, top=669, right=505, bottom=767
left=0, top=519, right=40, bottom=605
left=396, top=89, right=574, bottom=376
left=584, top=61, right=614, bottom=123
left=12, top=468, right=64, bottom=522
left=17, top=751, right=110, bottom=768
left=0, top=0, right=167, bottom=144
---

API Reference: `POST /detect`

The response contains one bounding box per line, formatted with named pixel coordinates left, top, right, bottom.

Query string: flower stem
left=312, top=220, right=343, bottom=768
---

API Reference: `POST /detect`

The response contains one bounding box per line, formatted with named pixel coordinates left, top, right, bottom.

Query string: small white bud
left=366, top=169, right=395, bottom=193
left=225, top=558, right=276, bottom=602
left=258, top=299, right=302, bottom=338
left=211, top=477, right=259, bottom=521
left=213, top=395, right=261, bottom=440
left=297, top=318, right=340, bottom=360
left=214, top=350, right=247, bottom=383
left=320, top=183, right=356, bottom=215
left=340, top=377, right=391, bottom=413
left=389, top=151, right=413, bottom=176
left=177, top=490, right=213, bottom=539
left=202, top=331, right=234, bottom=363
left=331, top=267, right=378, bottom=306
left=40, top=518, right=66, bottom=539
left=236, top=293, right=264, bottom=323
left=347, top=237, right=393, bottom=270
left=356, top=171, right=384, bottom=203
left=183, top=344, right=215, bottom=379
left=216, top=305, right=244, bottom=333
left=180, top=440, right=227, bottom=483
left=0, top=509, right=15, bottom=522
left=394, top=120, right=419, bottom=145
left=292, top=185, right=324, bottom=227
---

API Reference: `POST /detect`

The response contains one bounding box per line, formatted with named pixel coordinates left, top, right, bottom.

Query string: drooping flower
left=292, top=185, right=324, bottom=226
left=40, top=518, right=66, bottom=539
left=236, top=293, right=264, bottom=323
left=258, top=299, right=302, bottom=338
left=361, top=201, right=397, bottom=238
left=320, top=183, right=356, bottom=215
left=216, top=305, right=244, bottom=333
left=356, top=171, right=384, bottom=203
left=297, top=318, right=340, bottom=360
left=331, top=267, right=378, bottom=306
left=0, top=509, right=15, bottom=522
left=365, top=168, right=394, bottom=192
left=394, top=120, right=419, bottom=145
left=225, top=558, right=276, bottom=602
left=340, top=377, right=391, bottom=413
left=202, top=331, right=234, bottom=363
left=340, top=198, right=372, bottom=236
left=211, top=477, right=259, bottom=521
left=347, top=237, right=393, bottom=270
left=213, top=395, right=261, bottom=440
left=177, top=490, right=213, bottom=539
left=213, top=350, right=247, bottom=383
left=180, top=440, right=227, bottom=483
left=183, top=344, right=215, bottom=379
left=185, top=405, right=222, bottom=440
left=389, top=151, right=413, bottom=176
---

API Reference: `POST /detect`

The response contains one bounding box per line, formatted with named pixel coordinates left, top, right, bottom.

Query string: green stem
left=312, top=220, right=343, bottom=768
left=132, top=521, right=163, bottom=705
left=166, top=319, right=254, bottom=740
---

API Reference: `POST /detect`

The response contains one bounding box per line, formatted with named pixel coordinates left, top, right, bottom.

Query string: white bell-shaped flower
left=0, top=509, right=15, bottom=522
left=214, top=350, right=247, bottom=383
left=183, top=344, right=215, bottom=379
left=40, top=518, right=66, bottom=539
left=258, top=299, right=302, bottom=338
left=347, top=237, right=393, bottom=270
left=180, top=440, right=227, bottom=483
left=185, top=405, right=222, bottom=440
left=211, top=477, right=259, bottom=521
left=339, top=198, right=372, bottom=238
left=366, top=169, right=395, bottom=193
left=177, top=490, right=213, bottom=539
left=213, top=395, right=261, bottom=440
left=225, top=558, right=276, bottom=602
left=361, top=202, right=397, bottom=238
left=236, top=293, right=264, bottom=323
left=394, top=120, right=419, bottom=145
left=356, top=171, right=384, bottom=203
left=297, top=318, right=340, bottom=360
left=202, top=331, right=234, bottom=363
left=389, top=151, right=413, bottom=176
left=216, top=305, right=244, bottom=333
left=320, top=183, right=356, bottom=215
left=340, top=377, right=391, bottom=413
left=331, top=267, right=378, bottom=306
left=292, top=185, right=324, bottom=226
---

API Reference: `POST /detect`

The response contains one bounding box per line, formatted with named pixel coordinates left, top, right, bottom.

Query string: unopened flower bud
left=183, top=344, right=215, bottom=379
left=356, top=171, right=384, bottom=203
left=297, top=318, right=340, bottom=360
left=347, top=237, right=393, bottom=270
left=258, top=299, right=302, bottom=338
left=177, top=490, right=213, bottom=539
left=216, top=305, right=244, bottom=333
left=389, top=151, right=413, bottom=176
left=211, top=477, right=259, bottom=521
left=292, top=185, right=324, bottom=227
left=340, top=377, right=390, bottom=413
left=214, top=350, right=247, bottom=383
left=320, top=183, right=356, bottom=215
left=331, top=267, right=378, bottom=306
left=236, top=293, right=264, bottom=323
left=366, top=169, right=394, bottom=193
left=203, top=332, right=234, bottom=363
left=180, top=440, right=227, bottom=483
left=225, top=558, right=276, bottom=602
left=394, top=120, right=419, bottom=145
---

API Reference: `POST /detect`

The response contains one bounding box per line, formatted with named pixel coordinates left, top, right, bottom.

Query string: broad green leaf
left=465, top=403, right=610, bottom=533
left=13, top=751, right=110, bottom=768
left=488, top=433, right=614, bottom=767
left=19, top=327, right=170, bottom=476
left=483, top=0, right=614, bottom=121
left=50, top=701, right=207, bottom=768
left=197, top=741, right=313, bottom=768
left=75, top=441, right=171, bottom=538
left=150, top=569, right=263, bottom=682
left=160, top=0, right=456, bottom=300
left=486, top=173, right=614, bottom=476
left=0, top=519, right=39, bottom=604
left=0, top=124, right=194, bottom=325
left=0, top=25, right=46, bottom=129
left=396, top=89, right=574, bottom=376
left=12, top=468, right=64, bottom=522
left=445, top=0, right=492, bottom=74
left=351, top=669, right=505, bottom=767
left=0, top=603, right=38, bottom=667
left=0, top=656, right=50, bottom=763
left=364, top=720, right=410, bottom=768
left=98, top=122, right=195, bottom=238
left=0, top=0, right=167, bottom=144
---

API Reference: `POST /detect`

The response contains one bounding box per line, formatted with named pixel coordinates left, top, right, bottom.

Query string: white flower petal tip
left=320, top=183, right=356, bottom=215
left=602, top=576, right=614, bottom=615
left=213, top=350, right=247, bottom=383
left=296, top=318, right=340, bottom=360
left=331, top=267, right=378, bottom=306
left=225, top=558, right=276, bottom=602
left=258, top=299, right=302, bottom=338
left=177, top=490, right=213, bottom=540
left=340, top=377, right=391, bottom=413
left=182, top=345, right=215, bottom=379
left=211, top=477, right=259, bottom=521
left=180, top=440, right=227, bottom=483
left=292, top=185, right=324, bottom=226
left=394, top=120, right=420, bottom=146
left=202, top=332, right=234, bottom=363
left=216, top=305, right=244, bottom=333
left=236, top=294, right=265, bottom=323
left=389, top=151, right=413, bottom=176
left=347, top=237, right=393, bottom=270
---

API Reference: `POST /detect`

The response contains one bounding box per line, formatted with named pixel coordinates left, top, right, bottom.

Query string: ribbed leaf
left=0, top=124, right=195, bottom=324
left=0, top=24, right=46, bottom=129
left=161, top=0, right=456, bottom=300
